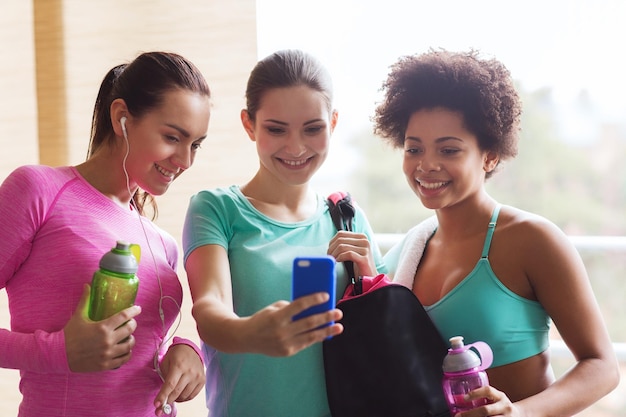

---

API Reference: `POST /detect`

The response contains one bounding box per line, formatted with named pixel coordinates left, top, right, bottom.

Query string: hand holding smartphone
left=291, top=256, right=337, bottom=326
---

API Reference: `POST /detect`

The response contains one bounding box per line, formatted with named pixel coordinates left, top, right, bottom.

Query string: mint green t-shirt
left=183, top=186, right=386, bottom=417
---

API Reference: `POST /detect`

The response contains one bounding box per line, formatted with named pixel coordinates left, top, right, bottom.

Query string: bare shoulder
left=493, top=205, right=583, bottom=274
left=496, top=205, right=571, bottom=250
left=495, top=205, right=586, bottom=289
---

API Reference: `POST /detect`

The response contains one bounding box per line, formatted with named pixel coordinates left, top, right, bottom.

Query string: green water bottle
left=88, top=240, right=140, bottom=321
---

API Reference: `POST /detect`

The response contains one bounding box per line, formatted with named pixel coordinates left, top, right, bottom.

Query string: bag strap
left=327, top=192, right=362, bottom=294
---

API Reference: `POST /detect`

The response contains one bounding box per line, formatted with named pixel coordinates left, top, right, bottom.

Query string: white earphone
left=120, top=116, right=128, bottom=139
left=117, top=113, right=181, bottom=391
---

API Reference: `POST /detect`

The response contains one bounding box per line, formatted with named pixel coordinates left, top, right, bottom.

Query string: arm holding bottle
left=459, top=217, right=619, bottom=417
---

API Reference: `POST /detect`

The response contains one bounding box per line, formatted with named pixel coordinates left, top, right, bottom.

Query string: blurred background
left=1, top=0, right=624, bottom=415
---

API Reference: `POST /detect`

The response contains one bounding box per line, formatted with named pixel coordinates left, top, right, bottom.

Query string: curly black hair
left=373, top=49, right=522, bottom=174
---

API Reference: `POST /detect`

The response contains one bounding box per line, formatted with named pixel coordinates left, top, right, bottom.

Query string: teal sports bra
left=425, top=205, right=550, bottom=367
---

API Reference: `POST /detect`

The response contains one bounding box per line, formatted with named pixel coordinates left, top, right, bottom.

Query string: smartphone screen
left=291, top=255, right=337, bottom=324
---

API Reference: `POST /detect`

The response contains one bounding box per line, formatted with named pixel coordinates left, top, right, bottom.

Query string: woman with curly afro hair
left=376, top=49, right=619, bottom=416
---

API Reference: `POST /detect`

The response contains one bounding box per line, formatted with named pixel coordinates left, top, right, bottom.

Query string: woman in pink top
left=0, top=51, right=211, bottom=416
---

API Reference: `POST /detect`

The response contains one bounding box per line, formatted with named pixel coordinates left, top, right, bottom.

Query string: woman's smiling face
left=402, top=107, right=498, bottom=210
left=243, top=85, right=337, bottom=187
left=123, top=89, right=211, bottom=196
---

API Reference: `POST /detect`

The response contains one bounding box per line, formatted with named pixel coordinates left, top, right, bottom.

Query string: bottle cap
left=442, top=336, right=481, bottom=372
left=99, top=240, right=139, bottom=274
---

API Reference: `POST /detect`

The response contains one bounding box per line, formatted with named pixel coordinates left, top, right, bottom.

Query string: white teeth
left=418, top=180, right=448, bottom=189
left=156, top=164, right=175, bottom=178
left=283, top=159, right=307, bottom=166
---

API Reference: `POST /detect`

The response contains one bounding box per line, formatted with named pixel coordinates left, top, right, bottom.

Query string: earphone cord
left=122, top=132, right=182, bottom=382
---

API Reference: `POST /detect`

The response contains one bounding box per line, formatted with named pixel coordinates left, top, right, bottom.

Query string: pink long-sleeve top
left=0, top=165, right=200, bottom=417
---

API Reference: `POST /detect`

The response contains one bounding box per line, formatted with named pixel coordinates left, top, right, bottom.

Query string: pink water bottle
left=442, top=336, right=493, bottom=414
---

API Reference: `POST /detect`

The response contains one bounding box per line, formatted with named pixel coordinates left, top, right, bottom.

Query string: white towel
left=390, top=216, right=438, bottom=289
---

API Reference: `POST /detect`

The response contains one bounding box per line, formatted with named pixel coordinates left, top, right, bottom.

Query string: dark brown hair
left=374, top=49, right=522, bottom=177
left=244, top=49, right=333, bottom=121
left=88, top=51, right=211, bottom=216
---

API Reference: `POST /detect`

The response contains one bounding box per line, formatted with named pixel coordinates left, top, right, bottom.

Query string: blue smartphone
left=291, top=255, right=337, bottom=324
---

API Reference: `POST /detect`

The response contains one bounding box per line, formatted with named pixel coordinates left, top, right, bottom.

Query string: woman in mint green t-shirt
left=182, top=49, right=386, bottom=417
